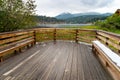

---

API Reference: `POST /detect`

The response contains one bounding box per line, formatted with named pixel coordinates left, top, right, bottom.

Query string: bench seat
left=0, top=38, right=35, bottom=61
left=92, top=40, right=120, bottom=80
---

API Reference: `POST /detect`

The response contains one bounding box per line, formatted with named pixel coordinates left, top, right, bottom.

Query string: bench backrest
left=0, top=30, right=35, bottom=61
left=93, top=30, right=120, bottom=80
left=96, top=30, right=120, bottom=54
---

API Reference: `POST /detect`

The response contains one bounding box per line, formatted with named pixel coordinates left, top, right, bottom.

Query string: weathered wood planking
left=97, top=35, right=120, bottom=50
left=0, top=37, right=34, bottom=50
left=0, top=33, right=34, bottom=45
left=0, top=41, right=113, bottom=80
left=0, top=30, right=35, bottom=62
left=96, top=31, right=120, bottom=53
left=97, top=31, right=120, bottom=44
left=92, top=42, right=120, bottom=80
left=0, top=30, right=34, bottom=39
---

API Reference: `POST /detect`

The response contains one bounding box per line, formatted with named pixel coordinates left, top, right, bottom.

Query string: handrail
left=0, top=30, right=35, bottom=62
left=34, top=28, right=96, bottom=43
left=96, top=30, right=120, bottom=54
left=0, top=28, right=120, bottom=61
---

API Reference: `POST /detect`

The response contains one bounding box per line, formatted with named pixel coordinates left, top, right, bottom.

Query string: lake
left=38, top=24, right=92, bottom=28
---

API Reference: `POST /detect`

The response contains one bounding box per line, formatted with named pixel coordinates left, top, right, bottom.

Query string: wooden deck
left=0, top=41, right=113, bottom=80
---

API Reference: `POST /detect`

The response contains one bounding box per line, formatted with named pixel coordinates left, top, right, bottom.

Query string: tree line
left=95, top=14, right=120, bottom=29
left=36, top=16, right=65, bottom=24
left=65, top=15, right=108, bottom=24
left=0, top=0, right=36, bottom=32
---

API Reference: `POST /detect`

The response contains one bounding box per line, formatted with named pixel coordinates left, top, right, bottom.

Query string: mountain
left=55, top=12, right=74, bottom=19
left=55, top=12, right=113, bottom=19
left=102, top=13, right=113, bottom=16
left=36, top=16, right=65, bottom=24
left=65, top=15, right=109, bottom=24
left=73, top=12, right=101, bottom=17
left=36, top=12, right=113, bottom=24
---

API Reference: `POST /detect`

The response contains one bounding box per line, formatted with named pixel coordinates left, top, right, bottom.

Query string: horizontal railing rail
left=34, top=28, right=96, bottom=43
left=0, top=30, right=35, bottom=62
left=0, top=28, right=120, bottom=80
left=0, top=28, right=120, bottom=61
left=96, top=30, right=120, bottom=54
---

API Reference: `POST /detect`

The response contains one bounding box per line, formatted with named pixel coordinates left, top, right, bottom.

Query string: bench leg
left=92, top=45, right=95, bottom=53
left=118, top=50, right=120, bottom=53
left=0, top=57, right=3, bottom=62
left=27, top=45, right=29, bottom=49
left=14, top=50, right=19, bottom=54
left=31, top=42, right=35, bottom=47
left=19, top=48, right=22, bottom=53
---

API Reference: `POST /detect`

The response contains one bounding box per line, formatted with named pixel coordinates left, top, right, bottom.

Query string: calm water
left=38, top=24, right=92, bottom=28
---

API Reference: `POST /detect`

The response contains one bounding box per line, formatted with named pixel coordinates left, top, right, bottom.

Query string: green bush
left=0, top=0, right=37, bottom=32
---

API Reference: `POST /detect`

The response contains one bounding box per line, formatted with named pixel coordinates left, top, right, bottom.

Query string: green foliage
left=65, top=15, right=109, bottom=24
left=95, top=14, right=120, bottom=29
left=36, top=16, right=65, bottom=24
left=0, top=0, right=36, bottom=32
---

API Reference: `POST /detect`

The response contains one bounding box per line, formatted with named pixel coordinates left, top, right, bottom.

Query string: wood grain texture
left=0, top=41, right=113, bottom=80
left=92, top=42, right=120, bottom=80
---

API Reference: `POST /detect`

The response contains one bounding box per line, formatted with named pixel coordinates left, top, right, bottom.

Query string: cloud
left=81, top=0, right=113, bottom=7
left=35, top=0, right=115, bottom=16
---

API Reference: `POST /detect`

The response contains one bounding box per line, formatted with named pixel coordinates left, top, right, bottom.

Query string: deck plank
left=77, top=44, right=85, bottom=80
left=62, top=43, right=73, bottom=80
left=0, top=41, right=113, bottom=80
left=70, top=43, right=78, bottom=80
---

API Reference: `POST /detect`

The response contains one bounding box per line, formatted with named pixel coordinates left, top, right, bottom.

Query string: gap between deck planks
left=0, top=41, right=113, bottom=80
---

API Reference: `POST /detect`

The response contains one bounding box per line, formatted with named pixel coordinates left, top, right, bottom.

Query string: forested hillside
left=65, top=15, right=109, bottom=23
left=96, top=10, right=120, bottom=29
left=55, top=12, right=112, bottom=24
left=36, top=16, right=65, bottom=24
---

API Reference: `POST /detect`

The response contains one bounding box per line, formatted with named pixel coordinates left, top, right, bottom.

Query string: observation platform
left=0, top=41, right=113, bottom=80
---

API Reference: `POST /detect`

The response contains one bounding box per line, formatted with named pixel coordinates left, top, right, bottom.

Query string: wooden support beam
left=0, top=57, right=3, bottom=62
left=53, top=28, right=56, bottom=44
left=33, top=30, right=36, bottom=44
left=75, top=29, right=79, bottom=43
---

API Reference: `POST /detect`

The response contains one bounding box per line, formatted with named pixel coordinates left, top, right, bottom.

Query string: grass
left=64, top=25, right=120, bottom=52
left=36, top=28, right=96, bottom=43
left=65, top=25, right=120, bottom=34
left=35, top=27, right=119, bottom=52
left=83, top=26, right=120, bottom=34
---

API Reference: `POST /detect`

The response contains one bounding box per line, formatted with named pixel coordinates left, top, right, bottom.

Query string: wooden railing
left=0, top=30, right=35, bottom=62
left=93, top=31, right=120, bottom=80
left=96, top=30, right=120, bottom=54
left=0, top=28, right=120, bottom=61
left=0, top=28, right=120, bottom=79
left=35, top=28, right=96, bottom=43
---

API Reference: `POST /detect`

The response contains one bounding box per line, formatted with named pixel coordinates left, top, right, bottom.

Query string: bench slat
left=92, top=40, right=120, bottom=80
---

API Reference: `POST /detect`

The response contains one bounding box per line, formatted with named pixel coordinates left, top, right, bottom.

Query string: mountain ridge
left=55, top=12, right=113, bottom=19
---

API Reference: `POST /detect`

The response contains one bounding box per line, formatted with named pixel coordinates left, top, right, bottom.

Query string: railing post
left=34, top=30, right=36, bottom=45
left=54, top=28, right=56, bottom=44
left=0, top=57, right=3, bottom=62
left=119, top=43, right=120, bottom=53
left=75, top=29, right=79, bottom=43
left=95, top=30, right=98, bottom=39
left=106, top=37, right=109, bottom=45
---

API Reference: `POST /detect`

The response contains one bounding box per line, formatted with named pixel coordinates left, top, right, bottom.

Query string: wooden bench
left=0, top=30, right=35, bottom=62
left=92, top=40, right=120, bottom=80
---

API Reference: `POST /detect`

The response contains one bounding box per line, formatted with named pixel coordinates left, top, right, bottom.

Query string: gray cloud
left=35, top=0, right=114, bottom=16
left=81, top=0, right=113, bottom=7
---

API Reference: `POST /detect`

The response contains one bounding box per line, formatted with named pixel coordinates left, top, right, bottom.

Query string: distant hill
left=73, top=12, right=101, bottom=17
left=55, top=12, right=74, bottom=19
left=65, top=15, right=110, bottom=24
left=55, top=12, right=113, bottom=19
left=36, top=16, right=65, bottom=24
left=35, top=12, right=113, bottom=24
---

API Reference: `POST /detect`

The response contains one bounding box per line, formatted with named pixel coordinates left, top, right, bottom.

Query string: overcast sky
left=35, top=0, right=120, bottom=17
